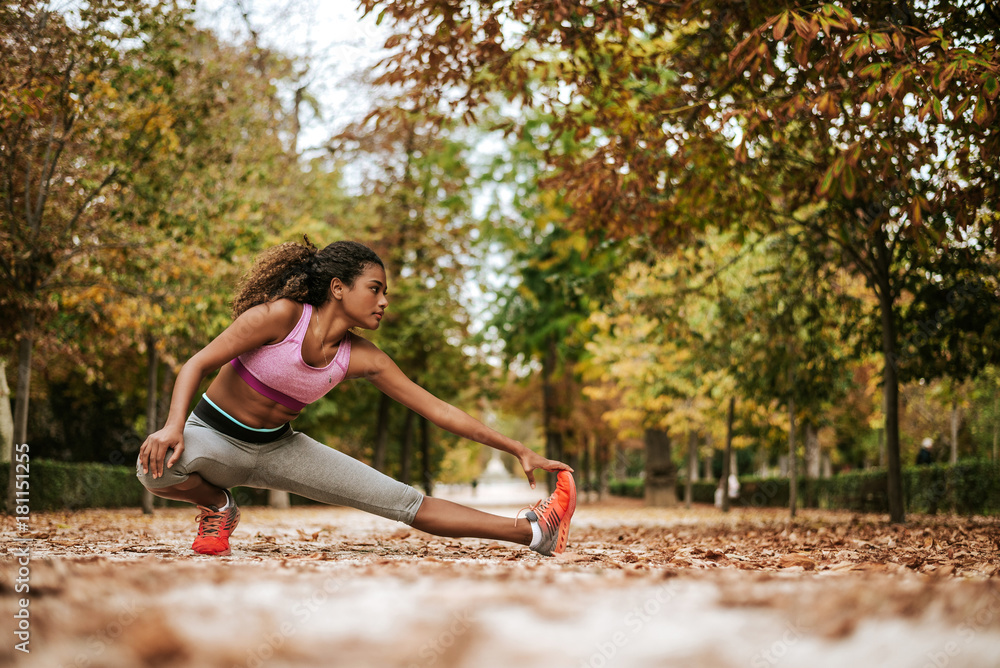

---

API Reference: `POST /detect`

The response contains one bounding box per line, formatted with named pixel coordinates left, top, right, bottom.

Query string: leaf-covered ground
left=4, top=498, right=1000, bottom=668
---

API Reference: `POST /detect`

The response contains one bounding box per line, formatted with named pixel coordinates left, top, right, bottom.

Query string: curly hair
left=232, top=238, right=384, bottom=317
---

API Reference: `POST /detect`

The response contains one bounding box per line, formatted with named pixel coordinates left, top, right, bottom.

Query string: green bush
left=0, top=460, right=318, bottom=511
left=609, top=461, right=1000, bottom=515
left=608, top=477, right=645, bottom=498
left=1, top=459, right=143, bottom=511
left=3, top=459, right=996, bottom=514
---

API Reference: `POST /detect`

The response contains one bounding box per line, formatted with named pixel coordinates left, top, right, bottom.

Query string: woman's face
left=341, top=263, right=389, bottom=329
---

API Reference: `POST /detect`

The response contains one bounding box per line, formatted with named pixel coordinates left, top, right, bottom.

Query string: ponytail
left=232, top=237, right=384, bottom=317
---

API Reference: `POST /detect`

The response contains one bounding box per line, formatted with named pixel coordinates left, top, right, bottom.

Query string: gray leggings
left=136, top=413, right=424, bottom=525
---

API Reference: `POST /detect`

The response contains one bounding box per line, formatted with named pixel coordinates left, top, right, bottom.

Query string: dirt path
left=3, top=501, right=1000, bottom=668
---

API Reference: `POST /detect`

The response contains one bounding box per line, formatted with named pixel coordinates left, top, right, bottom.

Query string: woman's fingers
left=165, top=441, right=184, bottom=472
left=139, top=441, right=149, bottom=475
left=140, top=428, right=183, bottom=478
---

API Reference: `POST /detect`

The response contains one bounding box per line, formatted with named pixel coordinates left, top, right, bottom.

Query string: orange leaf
left=792, top=14, right=813, bottom=41
left=773, top=12, right=790, bottom=41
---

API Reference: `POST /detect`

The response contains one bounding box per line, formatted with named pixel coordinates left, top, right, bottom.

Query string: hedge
left=3, top=459, right=997, bottom=514
left=609, top=460, right=1000, bottom=516
left=1, top=459, right=144, bottom=511
left=0, top=460, right=316, bottom=512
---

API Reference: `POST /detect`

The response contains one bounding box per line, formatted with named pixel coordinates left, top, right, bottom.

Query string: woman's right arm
left=138, top=300, right=299, bottom=478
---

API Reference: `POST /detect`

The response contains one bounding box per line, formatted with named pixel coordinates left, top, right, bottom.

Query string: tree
left=362, top=0, right=1000, bottom=522
left=1, top=0, right=196, bottom=509
left=725, top=2, right=1000, bottom=521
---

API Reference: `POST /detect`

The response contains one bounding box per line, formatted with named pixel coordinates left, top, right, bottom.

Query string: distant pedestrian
left=916, top=438, right=934, bottom=465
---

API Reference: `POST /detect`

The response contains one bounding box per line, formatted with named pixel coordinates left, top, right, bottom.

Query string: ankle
left=527, top=518, right=542, bottom=549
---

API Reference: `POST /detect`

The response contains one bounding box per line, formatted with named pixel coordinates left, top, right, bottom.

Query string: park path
left=3, top=499, right=1000, bottom=668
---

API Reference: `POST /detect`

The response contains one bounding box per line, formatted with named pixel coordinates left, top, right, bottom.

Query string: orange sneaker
left=522, top=470, right=577, bottom=556
left=192, top=491, right=240, bottom=556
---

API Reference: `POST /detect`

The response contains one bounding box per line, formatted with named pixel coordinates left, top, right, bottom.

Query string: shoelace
left=514, top=497, right=551, bottom=526
left=195, top=507, right=226, bottom=537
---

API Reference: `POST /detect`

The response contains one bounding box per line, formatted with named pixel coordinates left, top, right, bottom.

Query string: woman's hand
left=517, top=447, right=574, bottom=489
left=139, top=426, right=184, bottom=479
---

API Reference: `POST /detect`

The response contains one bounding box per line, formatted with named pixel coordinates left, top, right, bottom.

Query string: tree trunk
left=400, top=409, right=415, bottom=485
left=644, top=428, right=676, bottom=507
left=9, top=310, right=35, bottom=513
left=721, top=398, right=734, bottom=513
left=541, top=336, right=562, bottom=492
left=880, top=290, right=905, bottom=523
left=610, top=442, right=620, bottom=479
left=0, top=358, right=12, bottom=465
left=993, top=420, right=998, bottom=463
left=805, top=422, right=820, bottom=479
left=142, top=335, right=158, bottom=515
left=789, top=396, right=797, bottom=519
left=950, top=399, right=959, bottom=465
left=373, top=392, right=392, bottom=473
left=993, top=397, right=999, bottom=463
left=419, top=416, right=433, bottom=496
left=690, top=436, right=700, bottom=482
left=596, top=437, right=609, bottom=499
left=685, top=431, right=697, bottom=509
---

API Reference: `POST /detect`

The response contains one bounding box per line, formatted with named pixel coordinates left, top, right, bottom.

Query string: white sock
left=528, top=518, right=542, bottom=549
left=217, top=491, right=231, bottom=512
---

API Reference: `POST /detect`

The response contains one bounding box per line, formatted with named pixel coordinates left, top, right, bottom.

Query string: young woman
left=137, top=239, right=576, bottom=557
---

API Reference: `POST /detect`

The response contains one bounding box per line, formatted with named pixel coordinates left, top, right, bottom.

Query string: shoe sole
left=554, top=471, right=577, bottom=554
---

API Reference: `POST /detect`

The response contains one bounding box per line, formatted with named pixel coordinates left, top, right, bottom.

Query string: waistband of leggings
left=192, top=396, right=291, bottom=444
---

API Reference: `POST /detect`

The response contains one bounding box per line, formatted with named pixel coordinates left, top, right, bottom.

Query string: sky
left=194, top=0, right=391, bottom=153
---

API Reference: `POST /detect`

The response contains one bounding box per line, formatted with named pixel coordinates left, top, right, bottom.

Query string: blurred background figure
left=916, top=438, right=934, bottom=465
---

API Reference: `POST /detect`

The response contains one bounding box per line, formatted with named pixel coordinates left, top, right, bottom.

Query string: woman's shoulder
left=343, top=333, right=390, bottom=377
left=263, top=298, right=304, bottom=320
left=237, top=299, right=304, bottom=340
left=346, top=331, right=377, bottom=354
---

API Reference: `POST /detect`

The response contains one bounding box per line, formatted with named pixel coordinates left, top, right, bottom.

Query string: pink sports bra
left=230, top=303, right=351, bottom=411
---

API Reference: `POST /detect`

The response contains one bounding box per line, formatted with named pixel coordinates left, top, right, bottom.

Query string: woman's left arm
left=355, top=339, right=571, bottom=487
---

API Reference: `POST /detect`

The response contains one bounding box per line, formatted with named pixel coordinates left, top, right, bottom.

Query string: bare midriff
left=204, top=364, right=302, bottom=429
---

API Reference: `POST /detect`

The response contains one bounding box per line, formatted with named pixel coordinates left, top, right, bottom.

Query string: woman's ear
left=330, top=277, right=345, bottom=300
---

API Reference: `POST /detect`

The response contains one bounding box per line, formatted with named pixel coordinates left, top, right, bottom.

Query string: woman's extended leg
left=259, top=432, right=577, bottom=554
left=411, top=497, right=532, bottom=544
left=410, top=473, right=578, bottom=555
